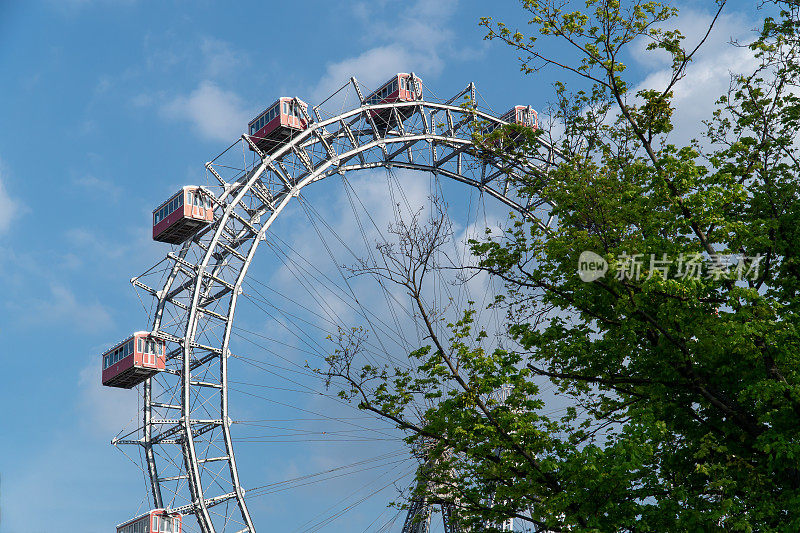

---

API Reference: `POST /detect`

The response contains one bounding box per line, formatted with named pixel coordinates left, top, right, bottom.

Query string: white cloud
left=162, top=81, right=254, bottom=142
left=17, top=284, right=114, bottom=333
left=313, top=46, right=426, bottom=103
left=78, top=356, right=139, bottom=435
left=311, top=0, right=459, bottom=102
left=0, top=164, right=21, bottom=235
left=201, top=37, right=248, bottom=78
left=630, top=8, right=760, bottom=146
left=73, top=174, right=122, bottom=198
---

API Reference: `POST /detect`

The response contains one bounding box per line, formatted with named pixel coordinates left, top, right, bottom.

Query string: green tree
left=322, top=1, right=800, bottom=530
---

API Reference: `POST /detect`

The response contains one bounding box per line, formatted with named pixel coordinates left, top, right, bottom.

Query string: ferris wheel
left=102, top=72, right=562, bottom=533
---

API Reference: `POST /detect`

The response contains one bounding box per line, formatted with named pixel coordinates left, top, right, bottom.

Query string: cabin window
left=283, top=102, right=288, bottom=114
left=138, top=338, right=143, bottom=353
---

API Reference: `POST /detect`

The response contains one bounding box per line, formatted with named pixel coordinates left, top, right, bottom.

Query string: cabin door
left=192, top=191, right=205, bottom=218
left=144, top=339, right=155, bottom=366
left=188, top=191, right=197, bottom=218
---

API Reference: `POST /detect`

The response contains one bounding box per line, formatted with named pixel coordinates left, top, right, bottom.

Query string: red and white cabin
left=483, top=105, right=539, bottom=136
left=102, top=332, right=166, bottom=389
left=500, top=105, right=538, bottom=130
left=153, top=186, right=214, bottom=244
left=365, top=73, right=422, bottom=128
left=248, top=97, right=309, bottom=154
left=116, top=509, right=182, bottom=533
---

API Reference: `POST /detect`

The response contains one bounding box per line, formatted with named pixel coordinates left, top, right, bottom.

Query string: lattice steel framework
left=115, top=75, right=562, bottom=532
left=400, top=443, right=461, bottom=533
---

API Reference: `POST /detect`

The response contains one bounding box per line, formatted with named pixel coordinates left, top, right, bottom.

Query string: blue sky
left=0, top=1, right=768, bottom=531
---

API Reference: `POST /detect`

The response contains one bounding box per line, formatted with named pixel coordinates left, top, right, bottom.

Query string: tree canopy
left=322, top=1, right=800, bottom=531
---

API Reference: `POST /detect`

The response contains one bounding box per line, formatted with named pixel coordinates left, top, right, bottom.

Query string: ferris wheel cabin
left=476, top=105, right=539, bottom=159
left=365, top=73, right=423, bottom=130
left=153, top=186, right=214, bottom=244
left=101, top=332, right=166, bottom=389
left=482, top=105, right=539, bottom=136
left=501, top=105, right=538, bottom=130
left=116, top=509, right=182, bottom=533
left=248, top=97, right=309, bottom=154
